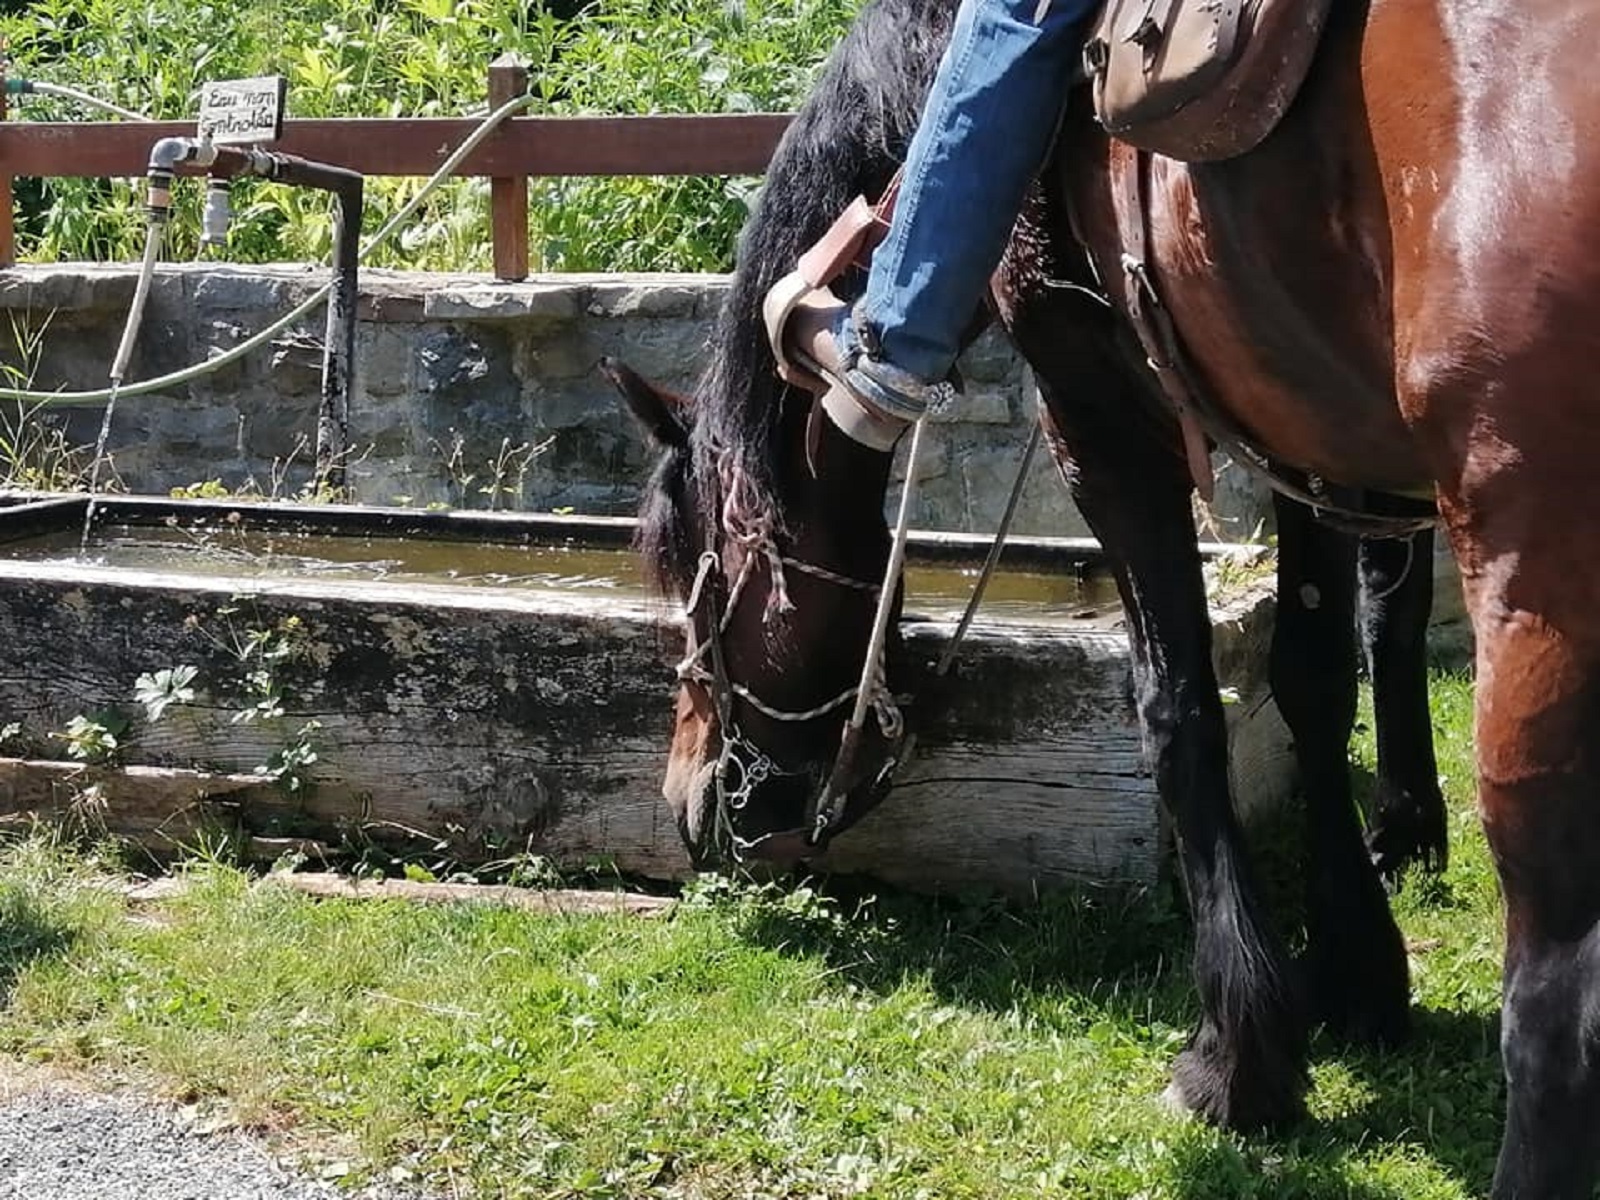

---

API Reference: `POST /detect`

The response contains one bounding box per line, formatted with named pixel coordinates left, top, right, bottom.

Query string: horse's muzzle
left=728, top=733, right=906, bottom=863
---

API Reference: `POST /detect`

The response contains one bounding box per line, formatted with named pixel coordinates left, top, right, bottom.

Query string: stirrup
left=763, top=270, right=907, bottom=453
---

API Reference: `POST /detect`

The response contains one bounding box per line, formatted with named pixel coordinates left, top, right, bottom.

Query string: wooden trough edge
left=0, top=511, right=1290, bottom=893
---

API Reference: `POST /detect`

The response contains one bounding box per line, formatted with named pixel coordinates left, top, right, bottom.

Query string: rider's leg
left=778, top=0, right=1093, bottom=448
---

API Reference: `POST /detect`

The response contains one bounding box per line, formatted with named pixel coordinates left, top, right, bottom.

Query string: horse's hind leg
left=1475, top=616, right=1600, bottom=1200
left=1417, top=432, right=1600, bottom=1196
left=1272, top=496, right=1410, bottom=1046
left=1358, top=529, right=1448, bottom=883
left=1445, top=549, right=1600, bottom=1198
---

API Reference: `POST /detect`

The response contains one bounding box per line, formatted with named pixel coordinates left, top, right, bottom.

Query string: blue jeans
left=835, top=0, right=1095, bottom=421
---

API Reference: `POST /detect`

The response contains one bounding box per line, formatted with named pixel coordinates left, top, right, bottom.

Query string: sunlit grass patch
left=0, top=672, right=1504, bottom=1198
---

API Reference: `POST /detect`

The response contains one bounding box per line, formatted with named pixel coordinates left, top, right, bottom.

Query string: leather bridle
left=675, top=497, right=907, bottom=862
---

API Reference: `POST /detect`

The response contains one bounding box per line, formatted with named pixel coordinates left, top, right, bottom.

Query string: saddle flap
left=1086, top=0, right=1244, bottom=130
left=1085, top=0, right=1333, bottom=162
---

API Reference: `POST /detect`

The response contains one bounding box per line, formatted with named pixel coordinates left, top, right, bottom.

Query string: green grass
left=0, top=673, right=1502, bottom=1199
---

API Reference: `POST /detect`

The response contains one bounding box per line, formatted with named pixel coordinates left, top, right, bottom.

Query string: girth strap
left=1108, top=141, right=1217, bottom=500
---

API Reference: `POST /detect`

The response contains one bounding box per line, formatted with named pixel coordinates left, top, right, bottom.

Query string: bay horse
left=604, top=0, right=1600, bottom=1179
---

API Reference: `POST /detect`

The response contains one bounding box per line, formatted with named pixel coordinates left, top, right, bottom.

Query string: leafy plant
left=431, top=429, right=553, bottom=511
left=185, top=605, right=324, bottom=794
left=2, top=0, right=856, bottom=271
left=53, top=712, right=127, bottom=763
left=254, top=718, right=322, bottom=795
left=0, top=311, right=105, bottom=492
left=133, top=664, right=199, bottom=722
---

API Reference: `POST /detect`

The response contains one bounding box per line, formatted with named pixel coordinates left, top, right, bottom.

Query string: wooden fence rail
left=0, top=58, right=795, bottom=280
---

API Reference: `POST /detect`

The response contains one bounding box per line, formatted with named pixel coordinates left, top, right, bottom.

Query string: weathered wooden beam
left=111, top=870, right=673, bottom=915
left=0, top=558, right=1289, bottom=893
left=263, top=871, right=674, bottom=915
left=0, top=115, right=794, bottom=180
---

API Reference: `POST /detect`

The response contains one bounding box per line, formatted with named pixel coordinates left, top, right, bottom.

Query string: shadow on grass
left=1306, top=1006, right=1503, bottom=1197
left=744, top=870, right=1198, bottom=1023
left=735, top=869, right=1503, bottom=1197
left=1164, top=1133, right=1405, bottom=1200
left=0, top=884, right=79, bottom=1005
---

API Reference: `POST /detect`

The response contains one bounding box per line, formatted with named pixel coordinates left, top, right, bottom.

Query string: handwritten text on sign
left=197, top=77, right=287, bottom=146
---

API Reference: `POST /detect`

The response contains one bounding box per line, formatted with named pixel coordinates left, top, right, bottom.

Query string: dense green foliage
left=0, top=673, right=1509, bottom=1198
left=1, top=0, right=854, bottom=270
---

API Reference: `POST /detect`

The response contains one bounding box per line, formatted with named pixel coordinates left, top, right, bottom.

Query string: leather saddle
left=1083, top=0, right=1335, bottom=162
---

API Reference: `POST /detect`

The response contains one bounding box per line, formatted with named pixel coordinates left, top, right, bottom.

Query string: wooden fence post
left=488, top=55, right=529, bottom=282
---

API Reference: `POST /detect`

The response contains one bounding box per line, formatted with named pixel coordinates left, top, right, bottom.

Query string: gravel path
left=0, top=1077, right=441, bottom=1200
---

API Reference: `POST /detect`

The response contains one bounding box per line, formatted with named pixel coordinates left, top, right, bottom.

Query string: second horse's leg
left=1359, top=529, right=1448, bottom=883
left=1274, top=497, right=1411, bottom=1046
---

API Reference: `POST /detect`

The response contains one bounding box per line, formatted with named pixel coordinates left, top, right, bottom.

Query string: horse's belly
left=1150, top=205, right=1429, bottom=492
left=1145, top=145, right=1433, bottom=492
left=1167, top=303, right=1426, bottom=491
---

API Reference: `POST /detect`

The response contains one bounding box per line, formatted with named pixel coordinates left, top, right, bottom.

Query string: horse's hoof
left=1318, top=985, right=1408, bottom=1049
left=1168, top=1031, right=1307, bottom=1133
left=1366, top=783, right=1449, bottom=888
left=1299, top=921, right=1412, bottom=1050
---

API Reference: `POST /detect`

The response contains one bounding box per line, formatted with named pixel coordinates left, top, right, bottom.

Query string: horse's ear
left=599, top=356, right=691, bottom=451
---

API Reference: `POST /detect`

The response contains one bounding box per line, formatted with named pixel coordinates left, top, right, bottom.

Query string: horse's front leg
left=1358, top=529, right=1448, bottom=883
left=1272, top=496, right=1410, bottom=1046
left=1031, top=374, right=1307, bottom=1130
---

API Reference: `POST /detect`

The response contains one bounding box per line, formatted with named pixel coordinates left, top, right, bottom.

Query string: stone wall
left=0, top=263, right=1463, bottom=634
left=0, top=263, right=1105, bottom=536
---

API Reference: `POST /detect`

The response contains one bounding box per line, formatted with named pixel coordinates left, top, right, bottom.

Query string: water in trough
left=0, top=520, right=1125, bottom=627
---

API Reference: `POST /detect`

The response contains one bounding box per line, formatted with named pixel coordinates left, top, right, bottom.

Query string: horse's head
left=603, top=355, right=909, bottom=868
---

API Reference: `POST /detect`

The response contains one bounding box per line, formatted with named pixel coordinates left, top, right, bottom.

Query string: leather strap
left=795, top=173, right=902, bottom=290
left=1108, top=141, right=1217, bottom=500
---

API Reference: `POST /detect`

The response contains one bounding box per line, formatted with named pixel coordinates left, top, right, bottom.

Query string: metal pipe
left=184, top=147, right=365, bottom=493
left=318, top=173, right=362, bottom=495
left=249, top=154, right=363, bottom=493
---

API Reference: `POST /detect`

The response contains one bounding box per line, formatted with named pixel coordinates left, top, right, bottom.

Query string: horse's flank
left=1068, top=0, right=1600, bottom=512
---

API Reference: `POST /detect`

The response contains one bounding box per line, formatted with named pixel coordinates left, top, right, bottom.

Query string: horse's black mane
left=637, top=0, right=958, bottom=594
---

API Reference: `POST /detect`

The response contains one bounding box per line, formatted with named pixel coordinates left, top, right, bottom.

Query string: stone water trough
left=0, top=494, right=1290, bottom=891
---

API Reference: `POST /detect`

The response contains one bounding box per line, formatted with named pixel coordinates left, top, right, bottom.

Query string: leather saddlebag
left=1083, top=0, right=1334, bottom=162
